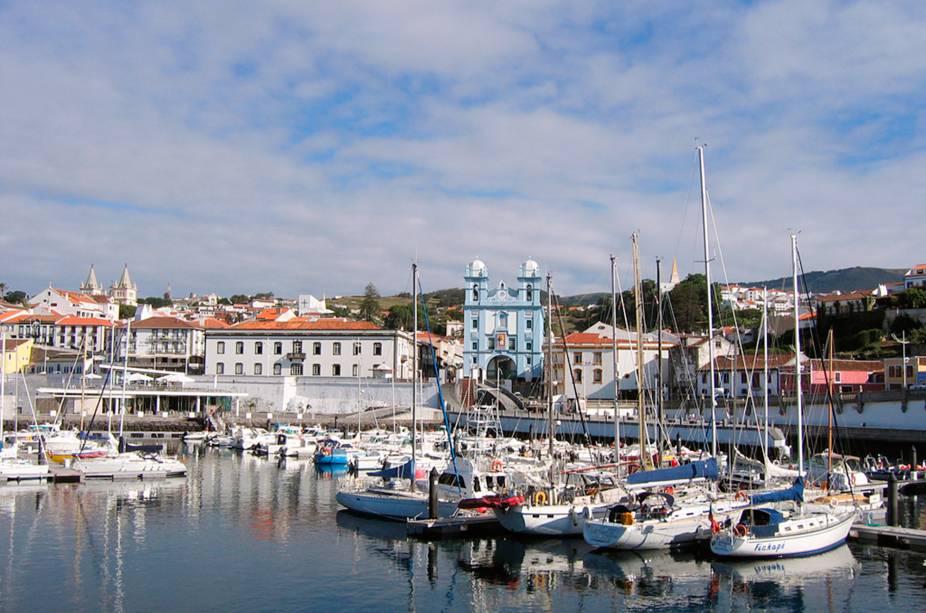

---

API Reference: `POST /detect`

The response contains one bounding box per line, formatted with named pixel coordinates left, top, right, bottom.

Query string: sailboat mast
left=763, top=287, right=769, bottom=462
left=609, top=256, right=620, bottom=462
left=698, top=145, right=718, bottom=458
left=827, top=328, right=834, bottom=481
left=656, top=256, right=663, bottom=463
left=791, top=233, right=804, bottom=475
left=546, top=272, right=554, bottom=459
left=632, top=233, right=650, bottom=468
left=1, top=332, right=5, bottom=443
left=119, top=319, right=130, bottom=438
left=411, top=261, right=418, bottom=485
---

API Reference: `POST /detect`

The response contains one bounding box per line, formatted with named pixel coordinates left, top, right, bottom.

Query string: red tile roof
left=53, top=288, right=98, bottom=305
left=201, top=317, right=230, bottom=329
left=129, top=316, right=201, bottom=330
left=55, top=316, right=116, bottom=327
left=4, top=312, right=59, bottom=324
left=230, top=317, right=381, bottom=331
left=0, top=338, right=32, bottom=351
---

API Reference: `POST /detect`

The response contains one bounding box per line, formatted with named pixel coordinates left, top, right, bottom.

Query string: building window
left=472, top=341, right=478, bottom=351
left=312, top=364, right=320, bottom=376
left=313, top=342, right=321, bottom=355
left=488, top=338, right=495, bottom=351
left=472, top=356, right=478, bottom=364
left=216, top=363, right=224, bottom=375
left=217, top=341, right=225, bottom=355
left=593, top=369, right=603, bottom=384
left=574, top=352, right=582, bottom=365
left=526, top=341, right=533, bottom=352
left=593, top=352, right=602, bottom=365
left=332, top=364, right=341, bottom=376
left=255, top=341, right=263, bottom=355
left=291, top=363, right=303, bottom=375
left=352, top=364, right=359, bottom=377
left=526, top=357, right=532, bottom=366
left=274, top=342, right=282, bottom=355
left=235, top=362, right=243, bottom=375
left=235, top=342, right=244, bottom=354
left=508, top=337, right=515, bottom=351
left=526, top=318, right=533, bottom=330
left=293, top=341, right=303, bottom=354
left=353, top=342, right=362, bottom=355
left=471, top=317, right=478, bottom=330
left=273, top=363, right=281, bottom=375
left=373, top=342, right=382, bottom=356
left=333, top=342, right=341, bottom=355
left=574, top=369, right=583, bottom=383
left=526, top=284, right=533, bottom=301
left=254, top=363, right=262, bottom=375
left=472, top=284, right=479, bottom=301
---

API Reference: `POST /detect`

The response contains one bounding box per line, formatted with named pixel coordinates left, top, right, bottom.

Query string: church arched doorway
left=486, top=355, right=517, bottom=382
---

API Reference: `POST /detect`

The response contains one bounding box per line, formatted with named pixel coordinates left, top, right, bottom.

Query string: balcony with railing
left=286, top=352, right=306, bottom=361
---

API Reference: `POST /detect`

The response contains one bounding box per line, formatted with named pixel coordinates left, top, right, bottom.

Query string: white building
left=204, top=317, right=415, bottom=379
left=297, top=294, right=332, bottom=316
left=552, top=323, right=677, bottom=400
left=123, top=316, right=206, bottom=373
left=29, top=287, right=116, bottom=320
left=904, top=263, right=926, bottom=289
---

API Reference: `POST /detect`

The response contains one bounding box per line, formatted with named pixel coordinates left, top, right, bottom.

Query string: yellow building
left=1, top=338, right=34, bottom=374
left=883, top=355, right=926, bottom=390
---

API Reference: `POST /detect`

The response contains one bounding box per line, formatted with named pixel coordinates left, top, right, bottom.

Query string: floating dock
left=407, top=514, right=504, bottom=539
left=850, top=524, right=926, bottom=553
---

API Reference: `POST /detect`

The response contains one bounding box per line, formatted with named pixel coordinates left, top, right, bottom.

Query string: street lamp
left=891, top=331, right=910, bottom=389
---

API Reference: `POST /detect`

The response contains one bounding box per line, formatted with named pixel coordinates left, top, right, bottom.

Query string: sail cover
left=749, top=477, right=805, bottom=505
left=368, top=459, right=415, bottom=479
left=626, top=457, right=719, bottom=485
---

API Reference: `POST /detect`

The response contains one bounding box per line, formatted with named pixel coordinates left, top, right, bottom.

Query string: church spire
left=115, top=263, right=136, bottom=290
left=81, top=264, right=103, bottom=295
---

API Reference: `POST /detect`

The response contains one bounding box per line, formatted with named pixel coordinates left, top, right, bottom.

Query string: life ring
left=491, top=459, right=504, bottom=472
left=734, top=523, right=749, bottom=537
left=533, top=491, right=548, bottom=506
left=663, top=486, right=675, bottom=495
left=735, top=490, right=749, bottom=502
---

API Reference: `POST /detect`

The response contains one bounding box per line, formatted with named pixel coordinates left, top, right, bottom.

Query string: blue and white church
left=463, top=259, right=545, bottom=382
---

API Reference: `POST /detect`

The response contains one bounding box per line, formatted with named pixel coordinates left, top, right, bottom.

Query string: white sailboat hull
left=496, top=503, right=609, bottom=536
left=335, top=489, right=457, bottom=521
left=583, top=515, right=715, bottom=550
left=710, top=511, right=854, bottom=558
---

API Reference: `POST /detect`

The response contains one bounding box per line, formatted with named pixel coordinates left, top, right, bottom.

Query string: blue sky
left=0, top=1, right=923, bottom=298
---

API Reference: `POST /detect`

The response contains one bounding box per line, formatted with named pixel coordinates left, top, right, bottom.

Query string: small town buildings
left=26, top=346, right=91, bottom=376
left=814, top=291, right=874, bottom=316
left=297, top=294, right=332, bottom=316
left=1, top=338, right=33, bottom=374
left=904, top=264, right=926, bottom=290
left=779, top=358, right=884, bottom=395
left=551, top=323, right=677, bottom=401
left=53, top=316, right=117, bottom=352
left=670, top=333, right=736, bottom=392
left=696, top=354, right=789, bottom=399
left=203, top=317, right=415, bottom=380
left=463, top=259, right=545, bottom=382
left=883, top=356, right=926, bottom=389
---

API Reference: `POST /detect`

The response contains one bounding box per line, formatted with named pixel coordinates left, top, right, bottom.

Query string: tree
left=3, top=290, right=28, bottom=306
left=217, top=297, right=232, bottom=305
left=384, top=304, right=413, bottom=330
left=119, top=304, right=137, bottom=319
left=228, top=294, right=250, bottom=305
left=358, top=283, right=381, bottom=322
left=139, top=296, right=171, bottom=308
left=905, top=287, right=926, bottom=309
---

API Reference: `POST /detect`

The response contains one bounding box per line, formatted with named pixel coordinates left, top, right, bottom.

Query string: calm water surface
left=0, top=446, right=924, bottom=612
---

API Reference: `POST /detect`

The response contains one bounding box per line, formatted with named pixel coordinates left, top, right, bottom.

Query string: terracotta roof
left=702, top=354, right=794, bottom=371
left=53, top=288, right=98, bottom=305
left=816, top=291, right=871, bottom=302
left=229, top=317, right=381, bottom=331
left=129, top=316, right=201, bottom=330
left=560, top=331, right=677, bottom=349
left=201, top=317, right=230, bottom=329
left=0, top=338, right=32, bottom=351
left=255, top=307, right=290, bottom=321
left=55, top=316, right=116, bottom=327
left=4, top=312, right=58, bottom=324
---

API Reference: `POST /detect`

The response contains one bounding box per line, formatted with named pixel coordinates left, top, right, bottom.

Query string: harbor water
left=1, top=447, right=925, bottom=612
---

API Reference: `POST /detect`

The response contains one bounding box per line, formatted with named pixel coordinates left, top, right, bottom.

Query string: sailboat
left=0, top=333, right=50, bottom=482
left=710, top=234, right=855, bottom=558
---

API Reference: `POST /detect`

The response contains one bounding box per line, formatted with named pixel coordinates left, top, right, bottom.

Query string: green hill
left=737, top=267, right=905, bottom=293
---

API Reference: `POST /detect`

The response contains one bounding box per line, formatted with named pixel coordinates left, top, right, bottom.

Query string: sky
left=0, top=1, right=923, bottom=299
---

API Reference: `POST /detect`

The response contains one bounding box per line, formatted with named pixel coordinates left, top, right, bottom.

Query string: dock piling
left=887, top=472, right=899, bottom=527
left=428, top=467, right=439, bottom=519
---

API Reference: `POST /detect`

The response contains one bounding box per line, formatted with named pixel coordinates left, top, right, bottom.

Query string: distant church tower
left=80, top=264, right=105, bottom=296
left=463, top=258, right=544, bottom=382
left=110, top=264, right=138, bottom=306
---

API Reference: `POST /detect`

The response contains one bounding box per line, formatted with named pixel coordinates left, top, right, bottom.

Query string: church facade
left=462, top=259, right=545, bottom=382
